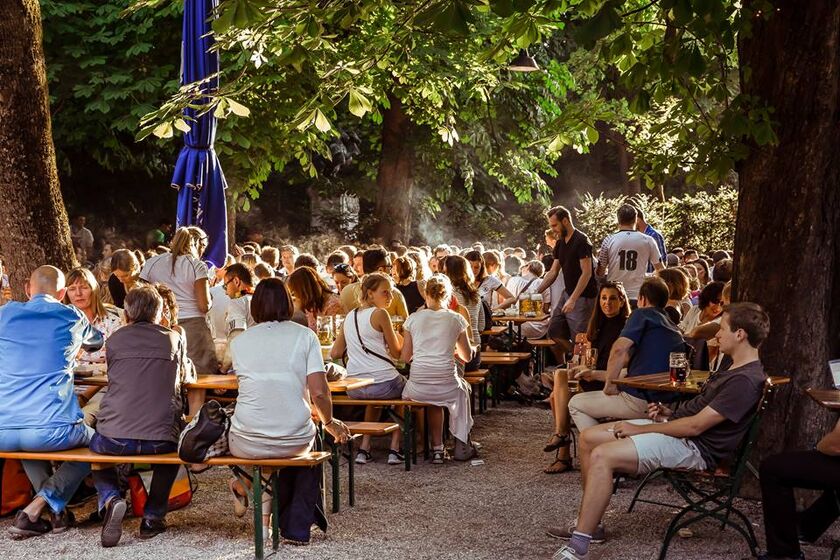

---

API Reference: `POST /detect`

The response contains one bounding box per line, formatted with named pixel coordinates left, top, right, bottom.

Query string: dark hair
left=711, top=250, right=730, bottom=263
left=287, top=266, right=331, bottom=314
left=393, top=256, right=416, bottom=282
left=260, top=246, right=280, bottom=268
left=362, top=247, right=389, bottom=274
left=464, top=250, right=487, bottom=283
left=111, top=249, right=139, bottom=275
left=444, top=255, right=479, bottom=305
left=691, top=258, right=711, bottom=284
left=723, top=302, right=769, bottom=347
left=541, top=254, right=554, bottom=271
left=250, top=278, right=294, bottom=323
left=617, top=204, right=638, bottom=226
left=713, top=258, right=733, bottom=282
left=698, top=281, right=726, bottom=310
left=225, top=263, right=256, bottom=286
left=639, top=277, right=670, bottom=308
left=326, top=251, right=348, bottom=269
left=504, top=255, right=524, bottom=277
left=656, top=268, right=689, bottom=301
left=546, top=205, right=571, bottom=221
left=294, top=253, right=319, bottom=270
left=332, top=262, right=358, bottom=282
left=154, top=283, right=179, bottom=325
left=586, top=282, right=631, bottom=342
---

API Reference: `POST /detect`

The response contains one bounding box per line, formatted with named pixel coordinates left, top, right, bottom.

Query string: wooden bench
left=480, top=325, right=507, bottom=336
left=327, top=421, right=399, bottom=513
left=464, top=369, right=489, bottom=414
left=527, top=338, right=555, bottom=373
left=331, top=397, right=431, bottom=471
left=0, top=448, right=330, bottom=560
left=482, top=351, right=531, bottom=361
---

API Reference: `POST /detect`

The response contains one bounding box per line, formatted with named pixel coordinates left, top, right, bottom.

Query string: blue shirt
left=618, top=306, right=685, bottom=401
left=644, top=225, right=666, bottom=272
left=0, top=294, right=97, bottom=429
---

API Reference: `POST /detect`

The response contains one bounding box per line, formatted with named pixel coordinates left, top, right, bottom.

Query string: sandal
left=544, top=457, right=574, bottom=474
left=543, top=433, right=572, bottom=453
left=229, top=478, right=249, bottom=518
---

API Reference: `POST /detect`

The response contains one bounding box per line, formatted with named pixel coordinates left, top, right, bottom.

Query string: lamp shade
left=508, top=49, right=540, bottom=72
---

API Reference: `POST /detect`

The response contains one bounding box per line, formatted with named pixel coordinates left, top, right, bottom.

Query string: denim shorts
left=347, top=375, right=406, bottom=400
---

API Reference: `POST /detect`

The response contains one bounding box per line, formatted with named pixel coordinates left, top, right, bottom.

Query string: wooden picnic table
left=75, top=374, right=374, bottom=394
left=806, top=388, right=840, bottom=410
left=612, top=371, right=791, bottom=396
left=492, top=313, right=546, bottom=342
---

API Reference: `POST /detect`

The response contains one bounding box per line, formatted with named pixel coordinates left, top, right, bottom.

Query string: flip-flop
left=544, top=458, right=573, bottom=474
left=229, top=478, right=249, bottom=517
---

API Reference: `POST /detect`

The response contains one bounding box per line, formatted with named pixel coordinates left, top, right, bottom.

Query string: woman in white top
left=679, top=281, right=726, bottom=333
left=229, top=278, right=350, bottom=543
left=465, top=250, right=516, bottom=310
left=401, top=275, right=477, bottom=464
left=443, top=255, right=482, bottom=372
left=331, top=273, right=405, bottom=465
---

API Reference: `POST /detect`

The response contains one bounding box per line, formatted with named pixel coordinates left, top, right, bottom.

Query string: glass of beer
left=391, top=315, right=405, bottom=333
left=583, top=348, right=598, bottom=369
left=317, top=316, right=333, bottom=345
left=669, top=352, right=689, bottom=385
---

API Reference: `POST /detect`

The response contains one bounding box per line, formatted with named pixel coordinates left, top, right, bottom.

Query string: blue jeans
left=0, top=423, right=93, bottom=514
left=90, top=433, right=178, bottom=520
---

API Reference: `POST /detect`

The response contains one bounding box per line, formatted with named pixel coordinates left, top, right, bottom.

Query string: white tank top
left=344, top=307, right=400, bottom=383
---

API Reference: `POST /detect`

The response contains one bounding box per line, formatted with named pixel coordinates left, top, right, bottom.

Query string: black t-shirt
left=579, top=314, right=627, bottom=392
left=397, top=281, right=425, bottom=315
left=553, top=229, right=597, bottom=299
left=672, top=360, right=766, bottom=468
left=108, top=274, right=126, bottom=309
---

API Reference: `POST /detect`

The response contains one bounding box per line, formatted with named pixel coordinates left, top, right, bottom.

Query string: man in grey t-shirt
left=551, top=303, right=769, bottom=560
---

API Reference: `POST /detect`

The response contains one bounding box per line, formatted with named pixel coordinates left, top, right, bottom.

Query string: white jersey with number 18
left=598, top=230, right=661, bottom=300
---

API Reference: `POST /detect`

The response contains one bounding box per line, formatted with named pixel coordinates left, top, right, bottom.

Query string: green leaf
left=585, top=126, right=599, bottom=144
left=314, top=109, right=331, bottom=132
left=227, top=98, right=251, bottom=117
left=575, top=6, right=621, bottom=47
left=153, top=121, right=174, bottom=138
left=348, top=89, right=372, bottom=118
left=174, top=118, right=191, bottom=133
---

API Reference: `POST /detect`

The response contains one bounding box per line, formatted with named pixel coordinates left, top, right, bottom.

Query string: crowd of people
left=0, top=203, right=833, bottom=560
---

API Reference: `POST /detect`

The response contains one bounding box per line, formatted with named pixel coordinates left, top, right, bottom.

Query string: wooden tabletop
left=75, top=374, right=374, bottom=394
left=613, top=371, right=791, bottom=395
left=492, top=314, right=546, bottom=324
left=806, top=388, right=840, bottom=410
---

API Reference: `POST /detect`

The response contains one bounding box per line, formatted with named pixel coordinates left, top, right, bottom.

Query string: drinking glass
left=669, top=352, right=689, bottom=385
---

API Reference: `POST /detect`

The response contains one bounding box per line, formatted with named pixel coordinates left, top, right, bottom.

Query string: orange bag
left=126, top=467, right=194, bottom=517
left=1, top=459, right=33, bottom=516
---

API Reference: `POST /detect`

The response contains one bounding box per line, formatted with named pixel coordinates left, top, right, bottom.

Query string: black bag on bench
left=178, top=400, right=233, bottom=463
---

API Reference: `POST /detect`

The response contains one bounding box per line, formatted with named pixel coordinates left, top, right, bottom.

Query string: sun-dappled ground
left=0, top=403, right=836, bottom=560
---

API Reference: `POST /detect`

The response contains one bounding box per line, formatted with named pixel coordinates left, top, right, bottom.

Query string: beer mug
left=669, top=352, right=689, bottom=385
left=317, top=316, right=333, bottom=345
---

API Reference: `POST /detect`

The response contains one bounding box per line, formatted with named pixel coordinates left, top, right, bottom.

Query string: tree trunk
left=612, top=129, right=641, bottom=195
left=374, top=94, right=414, bottom=243
left=736, top=1, right=840, bottom=458
left=0, top=0, right=75, bottom=299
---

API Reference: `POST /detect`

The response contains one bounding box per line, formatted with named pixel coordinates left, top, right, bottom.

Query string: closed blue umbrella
left=171, top=0, right=227, bottom=268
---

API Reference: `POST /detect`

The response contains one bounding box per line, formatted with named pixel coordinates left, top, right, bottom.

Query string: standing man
left=536, top=206, right=598, bottom=361
left=635, top=207, right=666, bottom=272
left=0, top=266, right=103, bottom=537
left=70, top=215, right=94, bottom=261
left=598, top=204, right=664, bottom=307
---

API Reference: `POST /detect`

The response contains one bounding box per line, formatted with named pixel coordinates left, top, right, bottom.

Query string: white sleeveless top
left=344, top=307, right=400, bottom=384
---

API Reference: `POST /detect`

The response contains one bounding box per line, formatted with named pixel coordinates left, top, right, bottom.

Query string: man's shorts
left=626, top=419, right=707, bottom=475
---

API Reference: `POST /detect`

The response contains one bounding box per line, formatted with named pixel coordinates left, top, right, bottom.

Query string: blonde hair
left=424, top=274, right=452, bottom=304
left=360, top=272, right=392, bottom=304
left=169, top=227, right=204, bottom=273
left=64, top=267, right=109, bottom=320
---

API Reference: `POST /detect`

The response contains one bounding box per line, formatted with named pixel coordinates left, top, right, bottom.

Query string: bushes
left=574, top=187, right=737, bottom=253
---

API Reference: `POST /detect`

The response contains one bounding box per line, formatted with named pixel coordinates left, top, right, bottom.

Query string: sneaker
left=100, top=497, right=127, bottom=548
left=355, top=449, right=372, bottom=464
left=138, top=518, right=167, bottom=539
left=50, top=509, right=75, bottom=533
left=8, top=511, right=52, bottom=539
left=431, top=449, right=447, bottom=464
left=553, top=545, right=589, bottom=560
left=546, top=523, right=606, bottom=544
left=387, top=450, right=404, bottom=465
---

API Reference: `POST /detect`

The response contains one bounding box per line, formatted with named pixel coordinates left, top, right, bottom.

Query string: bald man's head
left=29, top=266, right=65, bottom=298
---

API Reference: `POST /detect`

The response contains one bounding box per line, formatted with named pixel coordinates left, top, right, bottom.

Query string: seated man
left=754, top=420, right=840, bottom=560
left=220, top=263, right=256, bottom=372
left=568, top=277, right=685, bottom=430
left=551, top=302, right=770, bottom=559
left=0, top=266, right=103, bottom=537
left=92, top=286, right=195, bottom=547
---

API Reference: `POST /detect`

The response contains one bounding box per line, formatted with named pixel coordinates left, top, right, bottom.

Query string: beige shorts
left=626, top=419, right=707, bottom=475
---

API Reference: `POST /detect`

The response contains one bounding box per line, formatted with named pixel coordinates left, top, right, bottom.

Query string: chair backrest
left=726, top=378, right=774, bottom=488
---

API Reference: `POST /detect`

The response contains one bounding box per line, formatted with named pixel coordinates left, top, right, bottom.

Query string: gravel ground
left=0, top=403, right=836, bottom=560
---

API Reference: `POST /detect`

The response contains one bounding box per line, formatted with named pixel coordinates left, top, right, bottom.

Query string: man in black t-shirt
left=550, top=303, right=769, bottom=560
left=535, top=206, right=598, bottom=361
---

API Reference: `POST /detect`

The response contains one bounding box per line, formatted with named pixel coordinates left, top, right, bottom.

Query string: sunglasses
left=333, top=263, right=353, bottom=274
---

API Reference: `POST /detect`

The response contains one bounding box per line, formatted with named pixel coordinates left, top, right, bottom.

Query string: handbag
left=178, top=400, right=232, bottom=464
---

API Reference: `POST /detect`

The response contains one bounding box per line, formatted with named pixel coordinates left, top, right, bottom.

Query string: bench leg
left=479, top=381, right=487, bottom=413
left=253, top=466, right=263, bottom=560
left=331, top=442, right=340, bottom=514
left=271, top=471, right=280, bottom=551
left=411, top=408, right=418, bottom=465
left=347, top=439, right=355, bottom=507
left=423, top=407, right=430, bottom=460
